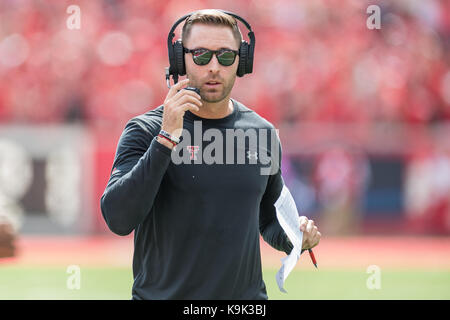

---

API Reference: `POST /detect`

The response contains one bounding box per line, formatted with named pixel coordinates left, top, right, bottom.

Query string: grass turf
left=0, top=266, right=449, bottom=300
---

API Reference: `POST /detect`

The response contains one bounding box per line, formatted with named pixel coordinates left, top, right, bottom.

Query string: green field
left=0, top=266, right=449, bottom=300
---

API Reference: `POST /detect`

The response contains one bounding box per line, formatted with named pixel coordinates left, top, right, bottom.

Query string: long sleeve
left=259, top=168, right=294, bottom=255
left=100, top=118, right=171, bottom=236
left=258, top=130, right=294, bottom=255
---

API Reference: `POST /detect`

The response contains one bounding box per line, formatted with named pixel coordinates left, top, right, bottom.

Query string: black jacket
left=101, top=98, right=292, bottom=299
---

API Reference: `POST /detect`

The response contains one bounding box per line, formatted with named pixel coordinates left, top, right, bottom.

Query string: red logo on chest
left=186, top=146, right=200, bottom=160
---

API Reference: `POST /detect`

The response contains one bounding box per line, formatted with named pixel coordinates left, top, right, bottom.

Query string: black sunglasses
left=183, top=47, right=239, bottom=66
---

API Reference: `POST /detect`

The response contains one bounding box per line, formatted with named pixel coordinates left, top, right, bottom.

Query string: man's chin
left=201, top=92, right=227, bottom=103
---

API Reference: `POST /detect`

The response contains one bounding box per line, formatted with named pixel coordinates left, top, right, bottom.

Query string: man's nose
left=208, top=54, right=220, bottom=73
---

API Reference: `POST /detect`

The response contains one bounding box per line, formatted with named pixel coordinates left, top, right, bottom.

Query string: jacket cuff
left=152, top=136, right=173, bottom=157
left=284, top=238, right=306, bottom=255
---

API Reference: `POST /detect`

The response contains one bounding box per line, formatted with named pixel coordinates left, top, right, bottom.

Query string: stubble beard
left=187, top=74, right=236, bottom=103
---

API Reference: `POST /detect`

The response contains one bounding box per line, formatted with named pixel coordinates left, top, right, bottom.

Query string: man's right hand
left=158, top=79, right=202, bottom=149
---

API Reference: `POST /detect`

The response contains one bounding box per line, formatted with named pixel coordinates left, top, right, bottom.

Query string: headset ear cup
left=174, top=40, right=186, bottom=76
left=237, top=42, right=248, bottom=77
left=246, top=41, right=254, bottom=74
left=168, top=43, right=175, bottom=74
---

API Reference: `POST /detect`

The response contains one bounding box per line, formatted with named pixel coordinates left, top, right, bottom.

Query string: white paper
left=274, top=185, right=303, bottom=293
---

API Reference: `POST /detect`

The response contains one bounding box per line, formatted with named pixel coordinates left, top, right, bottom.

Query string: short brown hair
left=181, top=9, right=242, bottom=48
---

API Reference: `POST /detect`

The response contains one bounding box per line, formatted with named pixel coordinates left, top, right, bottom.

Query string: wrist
left=159, top=130, right=180, bottom=144
left=157, top=129, right=181, bottom=150
left=156, top=136, right=175, bottom=150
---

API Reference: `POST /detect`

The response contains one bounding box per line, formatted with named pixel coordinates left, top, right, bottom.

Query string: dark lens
left=192, top=49, right=212, bottom=65
left=217, top=50, right=236, bottom=66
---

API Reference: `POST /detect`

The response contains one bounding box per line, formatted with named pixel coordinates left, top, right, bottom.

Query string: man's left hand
left=299, top=216, right=321, bottom=250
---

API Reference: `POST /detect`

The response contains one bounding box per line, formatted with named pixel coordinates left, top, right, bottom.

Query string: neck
left=191, top=97, right=233, bottom=119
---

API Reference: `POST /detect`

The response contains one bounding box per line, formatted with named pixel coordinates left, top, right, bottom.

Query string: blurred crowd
left=1, top=0, right=450, bottom=235
left=0, top=0, right=449, bottom=129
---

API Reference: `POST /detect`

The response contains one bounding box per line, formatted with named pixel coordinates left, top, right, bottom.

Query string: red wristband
left=157, top=134, right=177, bottom=147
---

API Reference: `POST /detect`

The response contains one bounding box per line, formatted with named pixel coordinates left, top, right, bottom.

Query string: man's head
left=181, top=9, right=243, bottom=103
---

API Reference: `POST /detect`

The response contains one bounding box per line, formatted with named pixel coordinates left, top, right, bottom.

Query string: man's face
left=183, top=24, right=240, bottom=103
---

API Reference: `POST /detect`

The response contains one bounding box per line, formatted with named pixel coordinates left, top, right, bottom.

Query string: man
left=101, top=9, right=321, bottom=300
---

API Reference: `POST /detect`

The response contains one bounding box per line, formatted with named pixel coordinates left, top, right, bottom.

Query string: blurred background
left=0, top=0, right=449, bottom=299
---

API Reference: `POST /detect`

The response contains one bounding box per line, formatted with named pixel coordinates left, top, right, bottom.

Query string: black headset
left=165, top=9, right=255, bottom=87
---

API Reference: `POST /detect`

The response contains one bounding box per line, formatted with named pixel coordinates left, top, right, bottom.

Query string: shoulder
left=233, top=99, right=276, bottom=130
left=233, top=99, right=282, bottom=152
left=123, top=105, right=164, bottom=137
left=115, top=105, right=164, bottom=151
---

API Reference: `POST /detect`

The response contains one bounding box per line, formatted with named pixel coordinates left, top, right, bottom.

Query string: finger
left=177, top=86, right=202, bottom=99
left=302, top=234, right=311, bottom=250
left=167, top=88, right=201, bottom=108
left=179, top=89, right=201, bottom=101
left=311, top=231, right=321, bottom=248
left=306, top=219, right=315, bottom=233
left=173, top=92, right=202, bottom=108
left=311, top=236, right=320, bottom=248
left=178, top=102, right=200, bottom=113
left=299, top=216, right=308, bottom=232
left=310, top=225, right=318, bottom=239
left=166, top=78, right=190, bottom=100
